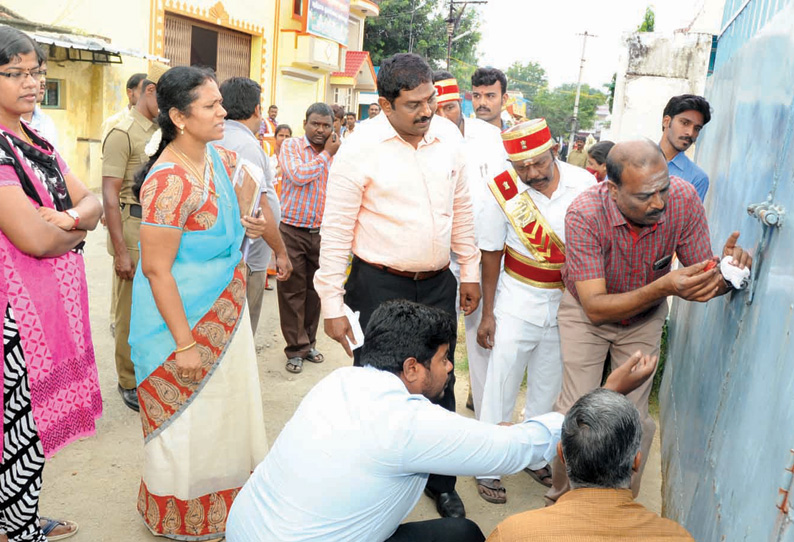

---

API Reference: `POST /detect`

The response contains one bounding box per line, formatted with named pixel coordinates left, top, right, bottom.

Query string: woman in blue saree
left=129, top=66, right=267, bottom=540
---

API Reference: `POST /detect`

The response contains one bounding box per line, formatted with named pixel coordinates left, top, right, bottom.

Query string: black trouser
left=345, top=257, right=458, bottom=494
left=385, top=518, right=485, bottom=542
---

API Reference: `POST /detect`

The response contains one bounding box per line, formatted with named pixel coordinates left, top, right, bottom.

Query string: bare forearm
left=72, top=192, right=103, bottom=230
left=481, top=250, right=502, bottom=317
left=146, top=271, right=195, bottom=347
left=259, top=197, right=287, bottom=256
left=581, top=277, right=670, bottom=325
left=39, top=227, right=87, bottom=257
left=102, top=181, right=128, bottom=256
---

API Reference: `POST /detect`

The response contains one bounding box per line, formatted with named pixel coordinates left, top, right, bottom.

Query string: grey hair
left=561, top=388, right=642, bottom=490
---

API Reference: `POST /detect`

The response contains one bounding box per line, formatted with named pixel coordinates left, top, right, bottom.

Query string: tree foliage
left=531, top=84, right=608, bottom=139
left=638, top=6, right=655, bottom=32
left=363, top=0, right=481, bottom=84
left=505, top=60, right=547, bottom=103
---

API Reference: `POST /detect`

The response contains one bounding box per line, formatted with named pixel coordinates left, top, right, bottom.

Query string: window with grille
left=164, top=13, right=251, bottom=82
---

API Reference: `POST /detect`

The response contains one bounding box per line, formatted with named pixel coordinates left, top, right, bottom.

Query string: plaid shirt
left=279, top=136, right=332, bottom=228
left=562, top=176, right=712, bottom=323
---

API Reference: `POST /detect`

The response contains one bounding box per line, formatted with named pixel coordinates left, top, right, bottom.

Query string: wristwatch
left=65, top=208, right=80, bottom=230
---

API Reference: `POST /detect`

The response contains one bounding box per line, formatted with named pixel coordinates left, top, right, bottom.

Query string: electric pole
left=445, top=1, right=487, bottom=70
left=568, top=31, right=597, bottom=153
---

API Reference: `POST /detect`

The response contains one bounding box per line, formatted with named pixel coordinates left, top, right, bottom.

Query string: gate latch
left=747, top=200, right=785, bottom=227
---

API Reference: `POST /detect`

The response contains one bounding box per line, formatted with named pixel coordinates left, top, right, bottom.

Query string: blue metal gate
left=660, top=0, right=794, bottom=540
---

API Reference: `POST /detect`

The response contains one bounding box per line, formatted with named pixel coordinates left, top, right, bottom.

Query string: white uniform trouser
left=452, top=260, right=490, bottom=419
left=463, top=301, right=490, bottom=418
left=477, top=308, right=562, bottom=481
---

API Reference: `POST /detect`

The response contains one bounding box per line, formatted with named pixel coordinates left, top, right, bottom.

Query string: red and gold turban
left=501, top=118, right=554, bottom=161
left=434, top=78, right=461, bottom=104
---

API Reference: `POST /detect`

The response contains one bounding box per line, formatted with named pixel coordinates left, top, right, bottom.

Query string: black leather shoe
left=118, top=385, right=140, bottom=412
left=424, top=487, right=465, bottom=518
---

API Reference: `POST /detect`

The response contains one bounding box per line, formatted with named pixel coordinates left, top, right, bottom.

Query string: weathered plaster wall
left=605, top=32, right=714, bottom=144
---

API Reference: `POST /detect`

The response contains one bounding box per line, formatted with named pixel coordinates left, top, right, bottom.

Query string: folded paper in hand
left=344, top=304, right=365, bottom=351
left=232, top=159, right=264, bottom=218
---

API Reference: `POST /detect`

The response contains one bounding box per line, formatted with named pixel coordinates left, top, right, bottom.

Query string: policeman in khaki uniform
left=101, top=64, right=166, bottom=411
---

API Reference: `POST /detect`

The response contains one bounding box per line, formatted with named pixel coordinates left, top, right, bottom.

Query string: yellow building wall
left=5, top=0, right=278, bottom=188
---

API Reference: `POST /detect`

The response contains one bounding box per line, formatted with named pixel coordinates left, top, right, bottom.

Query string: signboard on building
left=307, top=0, right=350, bottom=45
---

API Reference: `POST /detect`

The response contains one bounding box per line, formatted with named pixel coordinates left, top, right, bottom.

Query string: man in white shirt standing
left=315, top=53, right=481, bottom=518
left=226, top=299, right=656, bottom=542
left=475, top=119, right=595, bottom=503
left=431, top=70, right=507, bottom=418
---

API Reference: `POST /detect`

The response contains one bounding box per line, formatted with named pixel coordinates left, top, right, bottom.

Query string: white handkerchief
left=720, top=256, right=751, bottom=289
left=344, top=304, right=365, bottom=350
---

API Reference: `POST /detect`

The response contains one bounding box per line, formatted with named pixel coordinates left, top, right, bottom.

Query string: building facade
left=3, top=0, right=379, bottom=185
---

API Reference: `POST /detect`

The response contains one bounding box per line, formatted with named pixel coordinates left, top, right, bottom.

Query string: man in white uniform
left=475, top=119, right=595, bottom=503
left=432, top=70, right=507, bottom=418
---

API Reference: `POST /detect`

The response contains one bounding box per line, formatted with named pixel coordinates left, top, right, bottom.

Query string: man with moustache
left=432, top=69, right=507, bottom=418
left=315, top=53, right=481, bottom=518
left=227, top=300, right=657, bottom=542
left=566, top=136, right=588, bottom=168
left=368, top=102, right=381, bottom=118
left=475, top=119, right=595, bottom=502
left=472, top=67, right=509, bottom=131
left=278, top=102, right=340, bottom=375
left=659, top=94, right=712, bottom=200
left=545, top=139, right=752, bottom=505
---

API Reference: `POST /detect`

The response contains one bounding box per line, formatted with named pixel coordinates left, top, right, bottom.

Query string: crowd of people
left=0, top=24, right=753, bottom=542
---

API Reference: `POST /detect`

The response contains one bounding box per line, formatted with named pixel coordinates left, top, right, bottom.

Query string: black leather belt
left=356, top=256, right=450, bottom=281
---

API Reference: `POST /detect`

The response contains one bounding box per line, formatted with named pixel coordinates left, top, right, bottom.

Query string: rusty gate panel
left=660, top=1, right=794, bottom=540
left=216, top=29, right=251, bottom=83
left=164, top=13, right=191, bottom=67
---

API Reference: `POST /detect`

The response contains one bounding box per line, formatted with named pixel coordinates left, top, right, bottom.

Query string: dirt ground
left=37, top=228, right=663, bottom=541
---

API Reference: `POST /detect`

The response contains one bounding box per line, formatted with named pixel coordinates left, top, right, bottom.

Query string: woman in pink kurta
left=0, top=28, right=103, bottom=542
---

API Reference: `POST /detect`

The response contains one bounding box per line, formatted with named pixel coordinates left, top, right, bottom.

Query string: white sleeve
left=478, top=187, right=509, bottom=252
left=400, top=402, right=563, bottom=477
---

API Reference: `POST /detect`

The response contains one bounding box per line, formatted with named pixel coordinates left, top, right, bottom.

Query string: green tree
left=607, top=72, right=616, bottom=113
left=638, top=6, right=655, bottom=32
left=531, top=83, right=607, bottom=139
left=363, top=0, right=481, bottom=76
left=505, top=61, right=548, bottom=103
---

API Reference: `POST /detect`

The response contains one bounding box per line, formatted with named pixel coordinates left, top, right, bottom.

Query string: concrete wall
left=660, top=1, right=794, bottom=540
left=605, top=31, right=714, bottom=145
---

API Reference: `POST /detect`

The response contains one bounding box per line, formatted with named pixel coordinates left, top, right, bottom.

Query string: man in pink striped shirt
left=277, top=102, right=340, bottom=374
left=314, top=53, right=481, bottom=519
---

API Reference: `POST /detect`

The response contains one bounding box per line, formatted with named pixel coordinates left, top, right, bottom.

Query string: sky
left=475, top=0, right=713, bottom=91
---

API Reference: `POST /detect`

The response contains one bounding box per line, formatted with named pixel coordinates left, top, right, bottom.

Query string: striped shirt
left=279, top=136, right=332, bottom=228
left=562, top=176, right=712, bottom=323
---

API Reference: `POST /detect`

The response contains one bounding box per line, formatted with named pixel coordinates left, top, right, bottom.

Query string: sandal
left=525, top=465, right=553, bottom=487
left=285, top=357, right=303, bottom=373
left=41, top=517, right=79, bottom=541
left=305, top=348, right=325, bottom=364
left=476, top=478, right=507, bottom=504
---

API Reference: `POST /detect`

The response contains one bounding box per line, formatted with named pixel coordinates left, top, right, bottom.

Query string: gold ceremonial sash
left=487, top=168, right=566, bottom=265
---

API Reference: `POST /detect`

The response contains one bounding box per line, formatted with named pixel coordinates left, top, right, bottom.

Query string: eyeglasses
left=0, top=69, right=47, bottom=82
